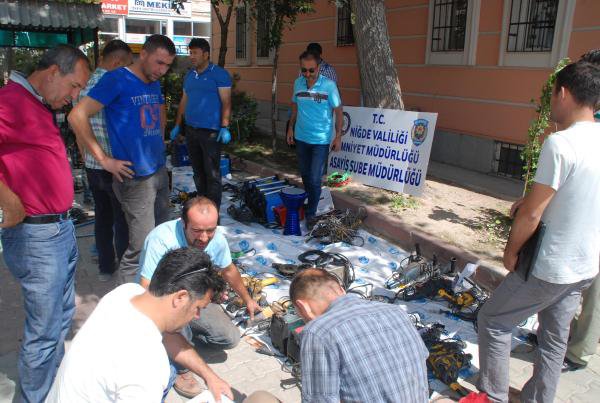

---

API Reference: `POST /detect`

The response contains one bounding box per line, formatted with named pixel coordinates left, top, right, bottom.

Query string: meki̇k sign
left=101, top=0, right=128, bottom=15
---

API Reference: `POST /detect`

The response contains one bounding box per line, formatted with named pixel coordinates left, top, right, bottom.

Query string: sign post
left=327, top=107, right=438, bottom=196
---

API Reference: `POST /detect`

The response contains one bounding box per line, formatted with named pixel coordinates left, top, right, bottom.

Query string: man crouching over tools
left=46, top=247, right=233, bottom=402
left=290, top=268, right=430, bottom=402
left=137, top=196, right=260, bottom=397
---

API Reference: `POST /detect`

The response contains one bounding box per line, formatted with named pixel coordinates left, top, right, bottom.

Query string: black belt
left=23, top=212, right=69, bottom=224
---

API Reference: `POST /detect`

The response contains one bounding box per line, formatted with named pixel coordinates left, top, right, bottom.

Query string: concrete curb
left=232, top=157, right=507, bottom=291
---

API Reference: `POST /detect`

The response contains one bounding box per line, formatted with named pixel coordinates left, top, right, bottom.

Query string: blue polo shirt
left=138, top=219, right=232, bottom=282
left=88, top=67, right=166, bottom=177
left=292, top=74, right=341, bottom=145
left=184, top=63, right=232, bottom=130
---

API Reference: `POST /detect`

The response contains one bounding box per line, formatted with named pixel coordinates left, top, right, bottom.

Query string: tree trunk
left=351, top=0, right=404, bottom=109
left=271, top=47, right=280, bottom=152
left=213, top=2, right=234, bottom=67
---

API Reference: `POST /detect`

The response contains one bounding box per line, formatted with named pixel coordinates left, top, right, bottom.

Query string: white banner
left=327, top=106, right=438, bottom=196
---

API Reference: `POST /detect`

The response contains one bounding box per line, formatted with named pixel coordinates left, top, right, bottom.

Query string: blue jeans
left=295, top=139, right=330, bottom=217
left=1, top=220, right=78, bottom=403
left=86, top=168, right=129, bottom=274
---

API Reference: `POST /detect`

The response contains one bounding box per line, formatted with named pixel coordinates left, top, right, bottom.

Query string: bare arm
left=174, top=91, right=188, bottom=127
left=286, top=102, right=298, bottom=145
left=503, top=183, right=556, bottom=271
left=220, top=264, right=261, bottom=320
left=163, top=332, right=233, bottom=401
left=0, top=181, right=25, bottom=228
left=218, top=87, right=232, bottom=128
left=331, top=105, right=343, bottom=152
left=68, top=98, right=133, bottom=181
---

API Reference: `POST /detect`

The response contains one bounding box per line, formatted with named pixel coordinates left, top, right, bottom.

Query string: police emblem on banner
left=411, top=119, right=429, bottom=146
left=342, top=111, right=351, bottom=135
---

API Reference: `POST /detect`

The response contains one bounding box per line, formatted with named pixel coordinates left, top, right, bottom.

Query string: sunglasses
left=301, top=68, right=316, bottom=73
left=172, top=267, right=210, bottom=283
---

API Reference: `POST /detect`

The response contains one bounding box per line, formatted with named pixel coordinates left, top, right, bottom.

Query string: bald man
left=290, top=268, right=429, bottom=403
left=137, top=196, right=259, bottom=397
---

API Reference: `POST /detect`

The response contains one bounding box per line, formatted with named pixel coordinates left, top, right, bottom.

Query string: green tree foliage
left=520, top=58, right=570, bottom=194
left=246, top=0, right=315, bottom=151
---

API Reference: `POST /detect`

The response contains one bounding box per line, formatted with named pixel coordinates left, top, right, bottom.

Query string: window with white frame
left=193, top=22, right=210, bottom=38
left=256, top=5, right=273, bottom=63
left=499, top=0, right=575, bottom=67
left=99, top=17, right=120, bottom=44
left=336, top=3, right=354, bottom=46
left=235, top=5, right=248, bottom=61
left=426, top=0, right=480, bottom=65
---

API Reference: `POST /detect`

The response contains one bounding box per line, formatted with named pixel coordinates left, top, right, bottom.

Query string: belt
left=23, top=212, right=69, bottom=224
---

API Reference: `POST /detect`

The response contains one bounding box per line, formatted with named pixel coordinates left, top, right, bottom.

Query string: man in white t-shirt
left=477, top=61, right=600, bottom=403
left=45, top=247, right=233, bottom=403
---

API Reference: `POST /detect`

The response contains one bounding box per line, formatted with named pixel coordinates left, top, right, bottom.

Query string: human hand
left=286, top=127, right=295, bottom=146
left=170, top=125, right=180, bottom=141
left=503, top=250, right=518, bottom=272
left=245, top=298, right=262, bottom=321
left=100, top=157, right=134, bottom=182
left=331, top=135, right=342, bottom=152
left=205, top=374, right=233, bottom=402
left=510, top=197, right=525, bottom=218
left=217, top=127, right=231, bottom=144
left=0, top=192, right=26, bottom=228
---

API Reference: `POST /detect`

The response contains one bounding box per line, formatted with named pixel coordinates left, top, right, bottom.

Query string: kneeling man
left=46, top=247, right=233, bottom=402
left=290, top=268, right=430, bottom=403
left=138, top=196, right=260, bottom=396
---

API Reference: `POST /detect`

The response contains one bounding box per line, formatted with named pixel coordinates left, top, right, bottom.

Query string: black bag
left=515, top=222, right=546, bottom=281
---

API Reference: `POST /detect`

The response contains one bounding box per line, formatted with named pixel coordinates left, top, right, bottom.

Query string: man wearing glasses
left=46, top=247, right=234, bottom=402
left=137, top=196, right=259, bottom=397
left=287, top=51, right=343, bottom=230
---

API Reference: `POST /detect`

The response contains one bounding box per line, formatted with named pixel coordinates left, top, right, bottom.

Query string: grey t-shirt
left=531, top=121, right=600, bottom=284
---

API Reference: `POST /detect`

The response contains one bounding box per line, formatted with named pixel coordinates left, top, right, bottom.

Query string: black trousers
left=185, top=126, right=222, bottom=209
left=85, top=168, right=129, bottom=274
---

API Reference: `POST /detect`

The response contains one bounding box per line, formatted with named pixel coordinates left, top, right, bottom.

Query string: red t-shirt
left=0, top=81, right=74, bottom=215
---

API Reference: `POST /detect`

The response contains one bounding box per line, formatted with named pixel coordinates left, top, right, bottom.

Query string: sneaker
left=562, top=357, right=586, bottom=372
left=173, top=371, right=203, bottom=398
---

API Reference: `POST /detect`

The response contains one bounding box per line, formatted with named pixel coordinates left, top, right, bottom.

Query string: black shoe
left=306, top=216, right=318, bottom=231
left=562, top=357, right=586, bottom=372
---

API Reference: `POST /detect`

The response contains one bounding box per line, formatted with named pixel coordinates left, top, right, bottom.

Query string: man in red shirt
left=0, top=45, right=90, bottom=402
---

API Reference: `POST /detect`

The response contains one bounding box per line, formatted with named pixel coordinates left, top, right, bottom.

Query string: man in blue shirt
left=69, top=35, right=176, bottom=283
left=290, top=268, right=429, bottom=402
left=137, top=196, right=260, bottom=398
left=171, top=38, right=232, bottom=210
left=287, top=51, right=343, bottom=228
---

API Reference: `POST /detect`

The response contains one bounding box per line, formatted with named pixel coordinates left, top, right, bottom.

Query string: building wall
left=99, top=0, right=212, bottom=54
left=212, top=0, right=600, bottom=175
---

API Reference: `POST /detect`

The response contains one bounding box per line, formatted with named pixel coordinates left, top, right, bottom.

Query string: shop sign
left=101, top=0, right=128, bottom=15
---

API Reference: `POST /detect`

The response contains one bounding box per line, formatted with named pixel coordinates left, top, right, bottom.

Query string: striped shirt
left=77, top=68, right=112, bottom=170
left=300, top=294, right=430, bottom=403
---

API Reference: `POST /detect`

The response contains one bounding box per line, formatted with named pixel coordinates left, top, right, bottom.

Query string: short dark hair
left=143, top=34, right=176, bottom=56
left=299, top=51, right=318, bottom=62
left=188, top=38, right=210, bottom=53
left=555, top=61, right=600, bottom=109
left=306, top=42, right=322, bottom=56
left=148, top=248, right=225, bottom=300
left=101, top=39, right=132, bottom=59
left=181, top=196, right=218, bottom=226
left=580, top=49, right=600, bottom=65
left=36, top=44, right=90, bottom=74
left=289, top=268, right=340, bottom=302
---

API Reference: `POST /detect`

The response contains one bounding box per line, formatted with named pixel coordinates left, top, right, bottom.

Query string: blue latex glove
left=169, top=125, right=180, bottom=141
left=217, top=127, right=231, bottom=144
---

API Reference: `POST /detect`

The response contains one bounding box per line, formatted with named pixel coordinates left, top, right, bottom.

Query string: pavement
left=0, top=177, right=599, bottom=402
